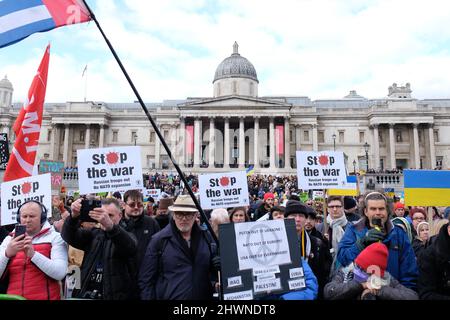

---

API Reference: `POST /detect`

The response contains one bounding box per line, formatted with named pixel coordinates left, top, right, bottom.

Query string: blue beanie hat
left=444, top=207, right=450, bottom=220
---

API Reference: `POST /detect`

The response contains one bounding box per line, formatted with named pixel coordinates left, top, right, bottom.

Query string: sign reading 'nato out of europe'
left=77, top=146, right=143, bottom=194
left=296, top=151, right=347, bottom=190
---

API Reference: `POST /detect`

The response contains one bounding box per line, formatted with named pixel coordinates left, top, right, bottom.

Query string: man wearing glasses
left=121, top=190, right=160, bottom=298
left=138, top=195, right=220, bottom=300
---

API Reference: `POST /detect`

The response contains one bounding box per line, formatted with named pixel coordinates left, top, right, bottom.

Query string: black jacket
left=254, top=202, right=271, bottom=220
left=61, top=216, right=138, bottom=300
left=121, top=214, right=160, bottom=269
left=418, top=223, right=450, bottom=300
left=138, top=219, right=217, bottom=300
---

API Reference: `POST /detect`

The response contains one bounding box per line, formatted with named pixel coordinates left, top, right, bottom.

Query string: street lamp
left=352, top=159, right=356, bottom=174
left=364, top=142, right=370, bottom=171
left=332, top=133, right=336, bottom=151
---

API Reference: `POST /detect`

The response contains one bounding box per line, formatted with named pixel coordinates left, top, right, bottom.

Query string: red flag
left=276, top=125, right=284, bottom=155
left=186, top=125, right=194, bottom=156
left=3, top=45, right=50, bottom=182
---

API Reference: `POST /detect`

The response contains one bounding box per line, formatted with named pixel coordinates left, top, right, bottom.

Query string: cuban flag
left=0, top=0, right=91, bottom=48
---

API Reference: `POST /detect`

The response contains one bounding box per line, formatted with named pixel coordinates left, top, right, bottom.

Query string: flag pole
left=81, top=1, right=218, bottom=244
left=82, top=65, right=88, bottom=102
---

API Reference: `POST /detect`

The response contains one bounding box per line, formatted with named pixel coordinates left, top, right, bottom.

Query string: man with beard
left=138, top=195, right=220, bottom=300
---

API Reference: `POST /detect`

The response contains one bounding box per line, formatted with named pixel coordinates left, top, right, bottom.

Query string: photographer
left=337, top=192, right=418, bottom=290
left=61, top=197, right=137, bottom=300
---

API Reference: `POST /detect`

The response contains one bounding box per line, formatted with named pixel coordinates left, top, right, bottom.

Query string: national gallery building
left=1, top=42, right=449, bottom=176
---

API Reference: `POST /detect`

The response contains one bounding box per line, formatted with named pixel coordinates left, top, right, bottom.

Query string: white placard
left=227, top=276, right=243, bottom=288
left=223, top=290, right=254, bottom=300
left=296, top=151, right=347, bottom=190
left=198, top=171, right=249, bottom=209
left=145, top=189, right=161, bottom=201
left=77, top=146, right=143, bottom=194
left=288, top=278, right=306, bottom=290
left=1, top=173, right=52, bottom=226
left=257, top=273, right=276, bottom=282
left=289, top=267, right=304, bottom=279
left=253, top=266, right=280, bottom=277
left=253, top=278, right=281, bottom=293
left=234, top=220, right=291, bottom=271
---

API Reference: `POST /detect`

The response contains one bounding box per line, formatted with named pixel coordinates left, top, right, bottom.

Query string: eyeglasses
left=413, top=216, right=425, bottom=221
left=126, top=202, right=144, bottom=208
left=174, top=212, right=196, bottom=220
left=329, top=205, right=342, bottom=209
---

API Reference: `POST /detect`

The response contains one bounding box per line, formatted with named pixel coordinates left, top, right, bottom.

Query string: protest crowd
left=1, top=169, right=449, bottom=301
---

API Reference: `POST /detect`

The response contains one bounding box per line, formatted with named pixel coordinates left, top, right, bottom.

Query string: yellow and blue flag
left=404, top=170, right=450, bottom=206
left=328, top=175, right=358, bottom=196
left=246, top=165, right=255, bottom=176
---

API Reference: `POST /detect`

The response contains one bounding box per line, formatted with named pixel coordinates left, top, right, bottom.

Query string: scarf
left=327, top=213, right=348, bottom=255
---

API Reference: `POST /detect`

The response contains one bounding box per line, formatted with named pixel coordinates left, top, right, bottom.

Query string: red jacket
left=6, top=228, right=61, bottom=300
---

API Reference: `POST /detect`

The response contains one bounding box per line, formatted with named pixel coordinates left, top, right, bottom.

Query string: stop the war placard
left=1, top=173, right=52, bottom=226
left=198, top=171, right=249, bottom=209
left=77, top=146, right=143, bottom=194
left=296, top=151, right=347, bottom=190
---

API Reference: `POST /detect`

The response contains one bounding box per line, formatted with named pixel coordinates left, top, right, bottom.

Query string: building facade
left=1, top=42, right=450, bottom=179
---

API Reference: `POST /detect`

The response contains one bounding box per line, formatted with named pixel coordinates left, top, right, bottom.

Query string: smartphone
left=15, top=224, right=27, bottom=238
left=79, top=199, right=102, bottom=223
left=371, top=217, right=384, bottom=232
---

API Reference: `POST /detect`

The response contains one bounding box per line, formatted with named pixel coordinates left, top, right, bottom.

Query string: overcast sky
left=1, top=0, right=450, bottom=103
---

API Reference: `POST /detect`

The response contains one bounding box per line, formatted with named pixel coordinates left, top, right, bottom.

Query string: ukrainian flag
left=404, top=170, right=450, bottom=206
left=246, top=165, right=255, bottom=176
left=328, top=175, right=358, bottom=196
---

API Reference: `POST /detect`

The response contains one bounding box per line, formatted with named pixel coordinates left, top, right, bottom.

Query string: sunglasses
left=126, top=202, right=144, bottom=208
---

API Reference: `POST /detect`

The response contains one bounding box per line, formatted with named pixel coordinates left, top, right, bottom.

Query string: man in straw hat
left=138, top=195, right=220, bottom=300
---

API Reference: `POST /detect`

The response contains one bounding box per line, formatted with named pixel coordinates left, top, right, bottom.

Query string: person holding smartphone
left=0, top=200, right=68, bottom=300
left=61, top=197, right=137, bottom=300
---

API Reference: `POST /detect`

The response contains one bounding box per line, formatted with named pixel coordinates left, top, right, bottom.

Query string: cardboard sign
left=77, top=146, right=143, bottom=194
left=0, top=133, right=9, bottom=170
left=296, top=151, right=347, bottom=190
left=198, top=171, right=249, bottom=209
left=1, top=173, right=52, bottom=226
left=38, top=160, right=64, bottom=190
left=219, top=219, right=303, bottom=299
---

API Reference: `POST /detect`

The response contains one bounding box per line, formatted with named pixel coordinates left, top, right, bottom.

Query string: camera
left=79, top=199, right=102, bottom=222
left=14, top=224, right=27, bottom=238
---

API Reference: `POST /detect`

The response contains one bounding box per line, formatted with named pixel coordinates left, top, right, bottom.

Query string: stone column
left=193, top=118, right=201, bottom=168
left=428, top=124, right=436, bottom=169
left=253, top=117, right=259, bottom=168
left=224, top=117, right=230, bottom=169
left=169, top=124, right=177, bottom=163
left=49, top=124, right=57, bottom=160
left=99, top=125, right=105, bottom=148
left=413, top=123, right=420, bottom=169
left=284, top=117, right=291, bottom=169
left=373, top=125, right=380, bottom=170
left=177, top=117, right=186, bottom=168
left=62, top=124, right=70, bottom=165
left=239, top=117, right=245, bottom=168
left=209, top=117, right=215, bottom=168
left=84, top=124, right=91, bottom=149
left=1, top=125, right=9, bottom=134
left=389, top=124, right=395, bottom=169
left=155, top=124, right=161, bottom=169
left=312, top=124, right=318, bottom=151
left=295, top=124, right=301, bottom=151
left=269, top=117, right=275, bottom=169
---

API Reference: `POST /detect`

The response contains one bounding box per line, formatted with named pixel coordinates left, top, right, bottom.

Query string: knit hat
left=344, top=196, right=357, bottom=210
left=416, top=221, right=429, bottom=235
left=305, top=206, right=317, bottom=219
left=158, top=197, right=174, bottom=210
left=264, top=192, right=275, bottom=201
left=284, top=200, right=308, bottom=217
left=269, top=206, right=285, bottom=220
left=394, top=202, right=405, bottom=210
left=354, top=242, right=389, bottom=277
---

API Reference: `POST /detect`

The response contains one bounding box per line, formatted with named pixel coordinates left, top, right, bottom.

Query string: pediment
left=178, top=95, right=291, bottom=109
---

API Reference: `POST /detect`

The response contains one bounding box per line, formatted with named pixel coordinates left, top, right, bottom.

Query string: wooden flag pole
left=323, top=189, right=329, bottom=235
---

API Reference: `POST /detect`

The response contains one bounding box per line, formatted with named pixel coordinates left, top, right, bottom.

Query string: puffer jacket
left=337, top=217, right=418, bottom=290
left=0, top=222, right=68, bottom=300
left=61, top=216, right=137, bottom=300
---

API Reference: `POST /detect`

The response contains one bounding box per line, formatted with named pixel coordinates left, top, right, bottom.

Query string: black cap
left=344, top=196, right=357, bottom=210
left=284, top=200, right=308, bottom=217
left=305, top=206, right=317, bottom=219
left=269, top=206, right=285, bottom=220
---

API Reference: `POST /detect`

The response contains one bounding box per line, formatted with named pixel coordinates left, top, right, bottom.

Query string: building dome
left=0, top=75, right=13, bottom=90
left=213, top=42, right=258, bottom=83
